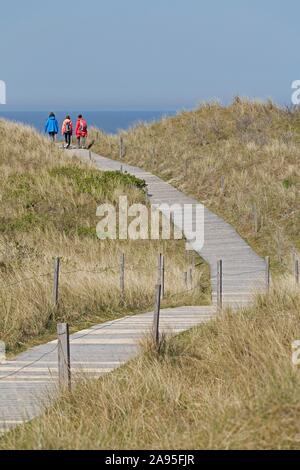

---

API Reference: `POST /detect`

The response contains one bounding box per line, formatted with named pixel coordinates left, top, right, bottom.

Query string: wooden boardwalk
left=74, top=149, right=266, bottom=307
left=0, top=149, right=266, bottom=434
left=0, top=306, right=214, bottom=433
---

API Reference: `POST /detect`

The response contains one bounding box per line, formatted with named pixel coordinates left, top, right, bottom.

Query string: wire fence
left=0, top=255, right=205, bottom=298
left=0, top=271, right=53, bottom=290
left=0, top=292, right=202, bottom=383
left=0, top=263, right=145, bottom=295
left=210, top=268, right=266, bottom=280
left=0, top=253, right=298, bottom=385
left=0, top=345, right=59, bottom=381
left=0, top=253, right=204, bottom=382
left=0, top=254, right=298, bottom=304
left=0, top=314, right=134, bottom=382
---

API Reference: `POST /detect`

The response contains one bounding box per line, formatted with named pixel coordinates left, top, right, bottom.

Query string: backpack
left=65, top=121, right=71, bottom=133
left=79, top=119, right=87, bottom=133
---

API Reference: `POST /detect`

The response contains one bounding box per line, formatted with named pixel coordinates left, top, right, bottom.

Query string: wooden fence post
left=291, top=248, right=296, bottom=270
left=157, top=253, right=162, bottom=283
left=119, top=136, right=126, bottom=159
left=253, top=204, right=258, bottom=235
left=120, top=253, right=125, bottom=296
left=184, top=271, right=188, bottom=289
left=89, top=150, right=92, bottom=161
left=53, top=257, right=61, bottom=308
left=153, top=284, right=162, bottom=347
left=0, top=341, right=5, bottom=363
left=191, top=252, right=196, bottom=270
left=188, top=266, right=193, bottom=289
left=57, top=323, right=71, bottom=391
left=217, top=259, right=223, bottom=311
left=119, top=136, right=123, bottom=159
left=265, top=256, right=270, bottom=293
left=161, top=255, right=165, bottom=298
left=157, top=254, right=165, bottom=298
left=294, top=257, right=299, bottom=286
left=221, top=176, right=225, bottom=194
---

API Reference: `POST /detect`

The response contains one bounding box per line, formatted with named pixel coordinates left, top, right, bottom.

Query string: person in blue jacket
left=45, top=112, right=59, bottom=141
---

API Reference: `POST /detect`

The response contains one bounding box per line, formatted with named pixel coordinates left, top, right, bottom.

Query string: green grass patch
left=49, top=166, right=146, bottom=198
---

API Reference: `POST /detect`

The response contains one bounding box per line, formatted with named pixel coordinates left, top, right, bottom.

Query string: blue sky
left=0, top=0, right=299, bottom=110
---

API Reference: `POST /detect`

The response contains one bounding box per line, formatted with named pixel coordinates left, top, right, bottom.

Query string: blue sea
left=0, top=110, right=176, bottom=135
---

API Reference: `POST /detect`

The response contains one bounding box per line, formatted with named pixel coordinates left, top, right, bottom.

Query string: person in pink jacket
left=62, top=115, right=73, bottom=149
left=75, top=114, right=88, bottom=149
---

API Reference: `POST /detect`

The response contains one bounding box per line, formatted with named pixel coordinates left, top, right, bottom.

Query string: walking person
left=75, top=114, right=88, bottom=149
left=45, top=112, right=59, bottom=142
left=62, top=115, right=73, bottom=149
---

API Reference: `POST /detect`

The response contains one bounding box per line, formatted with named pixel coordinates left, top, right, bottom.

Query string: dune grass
left=1, top=102, right=299, bottom=450
left=0, top=120, right=210, bottom=354
left=91, top=98, right=300, bottom=275
left=2, top=278, right=300, bottom=450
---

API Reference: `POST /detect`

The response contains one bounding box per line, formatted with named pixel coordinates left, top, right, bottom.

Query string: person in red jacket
left=61, top=115, right=73, bottom=149
left=75, top=114, right=88, bottom=149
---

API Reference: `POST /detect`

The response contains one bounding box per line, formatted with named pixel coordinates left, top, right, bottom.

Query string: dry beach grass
left=2, top=278, right=300, bottom=450
left=0, top=119, right=209, bottom=353
left=1, top=100, right=300, bottom=449
left=91, top=98, right=300, bottom=274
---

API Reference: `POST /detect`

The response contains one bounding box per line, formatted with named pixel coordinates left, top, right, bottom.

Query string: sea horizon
left=0, top=110, right=177, bottom=135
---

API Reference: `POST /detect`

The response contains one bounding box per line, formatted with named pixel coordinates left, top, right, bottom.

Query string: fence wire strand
left=0, top=255, right=275, bottom=383
left=0, top=344, right=58, bottom=381
left=0, top=272, right=53, bottom=290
